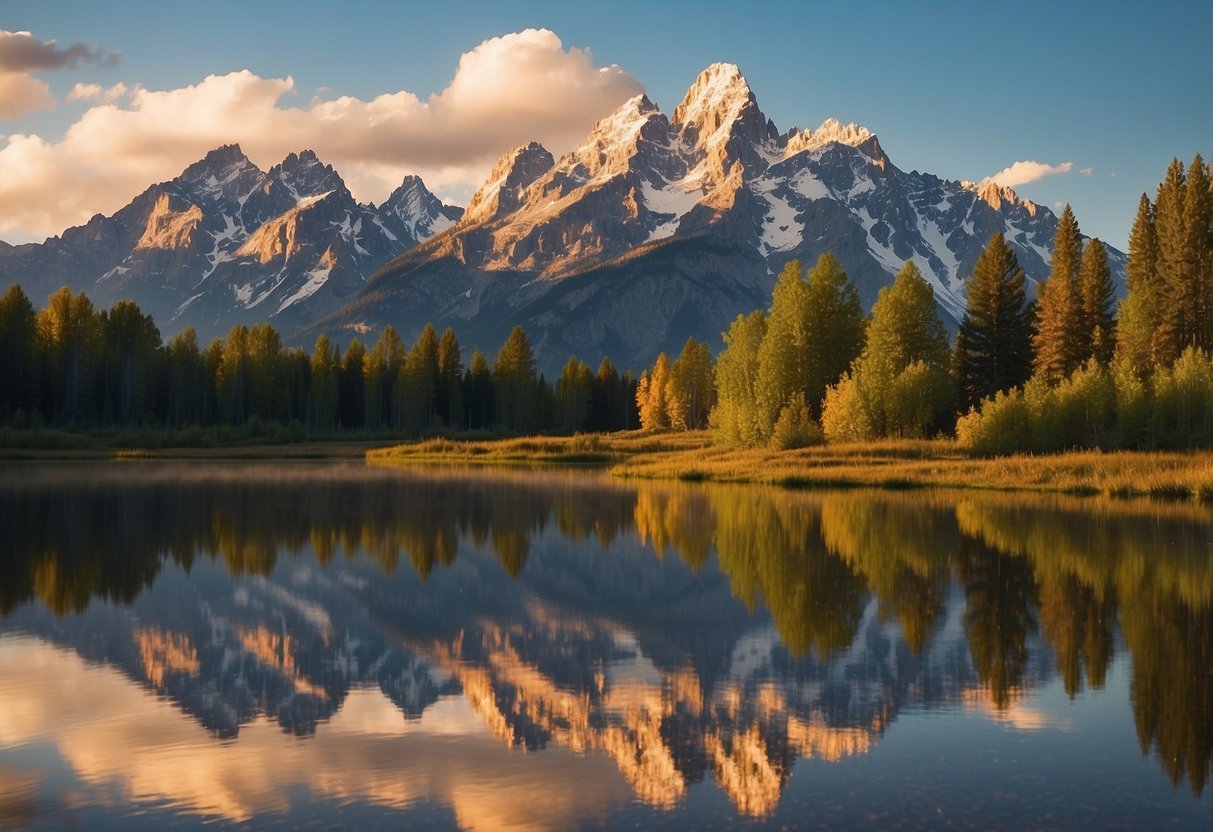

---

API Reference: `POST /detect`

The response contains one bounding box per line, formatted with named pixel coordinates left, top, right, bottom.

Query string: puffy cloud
left=67, top=81, right=130, bottom=104
left=1080, top=167, right=1093, bottom=176
left=985, top=160, right=1075, bottom=189
left=0, top=28, right=643, bottom=241
left=0, top=70, right=53, bottom=118
left=0, top=30, right=120, bottom=118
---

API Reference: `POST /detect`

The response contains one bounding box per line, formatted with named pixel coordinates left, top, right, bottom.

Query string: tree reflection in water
left=1, top=462, right=1210, bottom=806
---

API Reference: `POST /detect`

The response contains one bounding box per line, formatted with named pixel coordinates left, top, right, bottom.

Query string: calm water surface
left=0, top=461, right=1210, bottom=830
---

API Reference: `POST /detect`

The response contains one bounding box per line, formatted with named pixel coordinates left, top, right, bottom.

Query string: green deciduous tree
left=710, top=311, right=768, bottom=446
left=666, top=338, right=714, bottom=430
left=823, top=262, right=954, bottom=440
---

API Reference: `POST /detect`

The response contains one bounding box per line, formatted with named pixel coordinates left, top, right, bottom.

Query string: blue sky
left=2, top=0, right=1209, bottom=248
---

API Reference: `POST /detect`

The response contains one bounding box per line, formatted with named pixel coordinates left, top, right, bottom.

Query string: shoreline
left=367, top=432, right=1213, bottom=502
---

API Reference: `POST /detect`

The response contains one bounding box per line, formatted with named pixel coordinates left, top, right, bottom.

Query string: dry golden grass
left=369, top=431, right=1213, bottom=501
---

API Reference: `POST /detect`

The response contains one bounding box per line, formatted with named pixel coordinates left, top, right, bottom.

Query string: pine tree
left=463, top=349, right=494, bottom=429
left=165, top=328, right=203, bottom=427
left=1182, top=154, right=1212, bottom=351
left=338, top=339, right=366, bottom=429
left=308, top=334, right=339, bottom=429
left=953, top=233, right=1033, bottom=410
left=1078, top=238, right=1116, bottom=365
left=1032, top=204, right=1084, bottom=383
left=555, top=356, right=594, bottom=432
left=216, top=324, right=250, bottom=425
left=365, top=325, right=406, bottom=429
left=493, top=326, right=537, bottom=432
left=101, top=299, right=161, bottom=425
left=589, top=356, right=622, bottom=431
left=398, top=324, right=439, bottom=432
left=1153, top=158, right=1189, bottom=365
left=0, top=284, right=37, bottom=422
left=436, top=327, right=463, bottom=429
left=1115, top=194, right=1161, bottom=375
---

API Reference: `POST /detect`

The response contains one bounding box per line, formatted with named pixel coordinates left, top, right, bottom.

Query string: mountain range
left=0, top=63, right=1124, bottom=372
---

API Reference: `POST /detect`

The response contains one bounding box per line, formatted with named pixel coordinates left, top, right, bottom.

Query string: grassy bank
left=368, top=432, right=1213, bottom=502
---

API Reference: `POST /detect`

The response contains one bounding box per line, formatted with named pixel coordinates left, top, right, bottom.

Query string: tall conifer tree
left=1116, top=194, right=1161, bottom=374
left=1032, top=204, right=1084, bottom=383
left=1153, top=158, right=1189, bottom=364
left=1078, top=238, right=1116, bottom=365
left=954, top=233, right=1033, bottom=410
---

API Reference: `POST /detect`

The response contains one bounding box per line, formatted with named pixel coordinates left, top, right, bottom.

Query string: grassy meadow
left=367, top=431, right=1213, bottom=502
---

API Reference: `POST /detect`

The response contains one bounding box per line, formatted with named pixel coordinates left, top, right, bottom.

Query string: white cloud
left=0, top=30, right=119, bottom=119
left=67, top=81, right=129, bottom=104
left=0, top=28, right=643, bottom=241
left=1080, top=167, right=1093, bottom=176
left=985, top=160, right=1075, bottom=189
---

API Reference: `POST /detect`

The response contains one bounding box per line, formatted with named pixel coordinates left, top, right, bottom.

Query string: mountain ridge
left=0, top=63, right=1123, bottom=372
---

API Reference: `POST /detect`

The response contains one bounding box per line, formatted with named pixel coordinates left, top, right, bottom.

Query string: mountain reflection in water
left=0, top=461, right=1210, bottom=829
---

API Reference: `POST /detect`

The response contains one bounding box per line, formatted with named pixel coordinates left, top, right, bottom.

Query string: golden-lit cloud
left=0, top=30, right=119, bottom=118
left=985, top=159, right=1075, bottom=189
left=0, top=28, right=643, bottom=241
left=66, top=81, right=130, bottom=104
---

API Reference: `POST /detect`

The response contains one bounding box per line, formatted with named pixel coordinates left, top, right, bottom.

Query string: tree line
left=629, top=153, right=1211, bottom=453
left=0, top=287, right=639, bottom=437
left=2, top=154, right=1208, bottom=452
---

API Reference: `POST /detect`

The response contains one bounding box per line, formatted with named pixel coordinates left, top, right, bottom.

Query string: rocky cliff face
left=0, top=63, right=1122, bottom=369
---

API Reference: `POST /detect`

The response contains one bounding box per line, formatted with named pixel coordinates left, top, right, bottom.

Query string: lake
left=0, top=461, right=1209, bottom=829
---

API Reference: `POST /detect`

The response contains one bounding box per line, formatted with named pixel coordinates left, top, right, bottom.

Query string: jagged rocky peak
left=382, top=175, right=463, bottom=238
left=463, top=141, right=556, bottom=224
left=964, top=179, right=1038, bottom=216
left=269, top=149, right=350, bottom=201
left=176, top=144, right=263, bottom=204
left=566, top=93, right=681, bottom=183
left=179, top=143, right=256, bottom=182
left=672, top=63, right=777, bottom=187
left=673, top=63, right=775, bottom=143
left=785, top=118, right=873, bottom=155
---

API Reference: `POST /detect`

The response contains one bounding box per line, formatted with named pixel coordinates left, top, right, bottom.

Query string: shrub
left=956, top=388, right=1031, bottom=455
left=769, top=393, right=824, bottom=450
left=822, top=373, right=870, bottom=442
